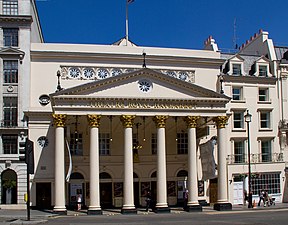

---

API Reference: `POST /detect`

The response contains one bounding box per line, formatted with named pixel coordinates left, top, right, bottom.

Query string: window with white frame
left=3, top=28, right=18, bottom=47
left=4, top=60, right=18, bottom=83
left=233, top=111, right=244, bottom=129
left=232, top=87, right=242, bottom=100
left=260, top=111, right=271, bottom=129
left=261, top=139, right=272, bottom=162
left=259, top=65, right=268, bottom=77
left=177, top=132, right=188, bottom=154
left=232, top=64, right=242, bottom=76
left=2, top=134, right=17, bottom=154
left=3, top=0, right=18, bottom=15
left=151, top=133, right=157, bottom=155
left=251, top=173, right=280, bottom=195
left=234, top=140, right=245, bottom=163
left=258, top=88, right=269, bottom=102
left=99, top=133, right=110, bottom=155
left=70, top=133, right=83, bottom=156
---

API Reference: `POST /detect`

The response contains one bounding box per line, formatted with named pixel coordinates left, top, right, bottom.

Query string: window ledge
left=231, top=100, right=246, bottom=103
left=257, top=101, right=272, bottom=104
left=259, top=128, right=273, bottom=132
left=232, top=129, right=246, bottom=132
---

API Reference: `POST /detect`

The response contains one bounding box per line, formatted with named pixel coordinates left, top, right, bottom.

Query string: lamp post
left=244, top=110, right=252, bottom=208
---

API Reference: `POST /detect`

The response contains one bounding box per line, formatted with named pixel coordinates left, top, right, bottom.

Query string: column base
left=87, top=209, right=102, bottom=215
left=53, top=209, right=67, bottom=215
left=154, top=206, right=170, bottom=213
left=121, top=208, right=137, bottom=214
left=213, top=202, right=232, bottom=211
left=184, top=204, right=202, bottom=212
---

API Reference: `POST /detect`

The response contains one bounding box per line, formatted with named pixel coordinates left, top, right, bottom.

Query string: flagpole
left=125, top=0, right=129, bottom=46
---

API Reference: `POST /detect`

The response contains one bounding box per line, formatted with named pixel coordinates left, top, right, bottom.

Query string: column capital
left=213, top=116, right=229, bottom=129
left=153, top=115, right=169, bottom=128
left=184, top=116, right=200, bottom=128
left=87, top=115, right=101, bottom=128
left=53, top=114, right=67, bottom=127
left=120, top=115, right=136, bottom=128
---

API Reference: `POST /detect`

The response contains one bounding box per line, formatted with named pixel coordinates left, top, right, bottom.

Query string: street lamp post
left=244, top=110, right=252, bottom=208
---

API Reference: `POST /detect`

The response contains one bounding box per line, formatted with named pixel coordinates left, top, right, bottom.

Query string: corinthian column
left=120, top=115, right=137, bottom=214
left=183, top=116, right=202, bottom=212
left=153, top=115, right=170, bottom=213
left=87, top=115, right=102, bottom=215
left=53, top=114, right=67, bottom=214
left=212, top=116, right=232, bottom=211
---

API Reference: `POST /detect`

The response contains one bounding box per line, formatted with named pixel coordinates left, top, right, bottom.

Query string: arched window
left=1, top=169, right=17, bottom=204
left=99, top=172, right=112, bottom=179
left=177, top=170, right=188, bottom=177
left=70, top=172, right=84, bottom=180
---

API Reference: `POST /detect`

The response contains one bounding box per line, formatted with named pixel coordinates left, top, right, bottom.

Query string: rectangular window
left=99, top=133, right=110, bottom=155
left=251, top=173, right=280, bottom=195
left=3, top=96, right=17, bottom=127
left=258, top=88, right=268, bottom=102
left=232, top=64, right=242, bottom=76
left=260, top=111, right=270, bottom=128
left=3, top=0, right=18, bottom=15
left=3, top=60, right=18, bottom=83
left=233, top=112, right=244, bottom=129
left=261, top=140, right=272, bottom=162
left=259, top=65, right=268, bottom=77
left=234, top=140, right=245, bottom=163
left=232, top=87, right=242, bottom=100
left=2, top=134, right=17, bottom=154
left=151, top=133, right=157, bottom=155
left=69, top=133, right=83, bottom=156
left=177, top=132, right=188, bottom=154
left=3, top=28, right=18, bottom=47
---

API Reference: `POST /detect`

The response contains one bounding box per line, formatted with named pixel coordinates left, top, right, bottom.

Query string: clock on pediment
left=37, top=136, right=49, bottom=148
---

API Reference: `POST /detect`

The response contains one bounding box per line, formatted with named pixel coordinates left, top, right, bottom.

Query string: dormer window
left=259, top=65, right=268, bottom=77
left=232, top=64, right=242, bottom=76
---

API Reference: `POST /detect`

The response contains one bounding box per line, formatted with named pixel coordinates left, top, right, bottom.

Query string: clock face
left=37, top=136, right=49, bottom=148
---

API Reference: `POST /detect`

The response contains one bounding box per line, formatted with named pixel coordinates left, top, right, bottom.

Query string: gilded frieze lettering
left=184, top=116, right=200, bottom=128
left=53, top=114, right=67, bottom=127
left=87, top=115, right=101, bottom=128
left=153, top=115, right=169, bottom=128
left=120, top=115, right=136, bottom=128
left=213, top=116, right=229, bottom=129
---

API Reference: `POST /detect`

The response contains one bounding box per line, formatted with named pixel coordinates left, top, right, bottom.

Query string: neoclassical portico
left=49, top=68, right=232, bottom=214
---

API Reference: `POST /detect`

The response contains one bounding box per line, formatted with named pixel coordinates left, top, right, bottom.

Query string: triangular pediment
left=51, top=68, right=229, bottom=101
left=0, top=47, right=25, bottom=58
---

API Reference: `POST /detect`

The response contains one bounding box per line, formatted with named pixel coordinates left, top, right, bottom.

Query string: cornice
left=0, top=15, right=33, bottom=26
left=222, top=74, right=277, bottom=84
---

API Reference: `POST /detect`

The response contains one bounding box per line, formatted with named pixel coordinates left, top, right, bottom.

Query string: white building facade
left=0, top=1, right=287, bottom=214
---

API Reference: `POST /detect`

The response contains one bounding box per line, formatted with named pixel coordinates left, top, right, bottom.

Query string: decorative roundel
left=69, top=68, right=80, bottom=78
left=97, top=68, right=109, bottom=79
left=37, top=136, right=49, bottom=148
left=111, top=68, right=122, bottom=77
left=166, top=71, right=176, bottom=78
left=178, top=72, right=188, bottom=81
left=39, top=94, right=50, bottom=106
left=83, top=68, right=94, bottom=79
left=7, top=85, right=14, bottom=92
left=138, top=79, right=152, bottom=93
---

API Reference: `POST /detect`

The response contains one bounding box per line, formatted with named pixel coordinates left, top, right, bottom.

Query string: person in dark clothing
left=145, top=190, right=152, bottom=212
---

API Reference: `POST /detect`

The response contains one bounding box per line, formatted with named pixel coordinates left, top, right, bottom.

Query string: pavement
left=0, top=203, right=287, bottom=225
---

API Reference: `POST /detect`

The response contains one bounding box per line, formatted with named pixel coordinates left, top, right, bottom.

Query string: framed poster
left=86, top=182, right=90, bottom=198
left=198, top=180, right=204, bottom=196
left=141, top=182, right=150, bottom=196
left=114, top=182, right=123, bottom=197
left=167, top=181, right=176, bottom=196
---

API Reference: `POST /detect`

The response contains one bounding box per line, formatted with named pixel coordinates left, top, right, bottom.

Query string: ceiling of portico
left=50, top=68, right=230, bottom=116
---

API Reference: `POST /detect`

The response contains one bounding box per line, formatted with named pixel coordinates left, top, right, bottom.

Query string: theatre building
left=27, top=39, right=235, bottom=214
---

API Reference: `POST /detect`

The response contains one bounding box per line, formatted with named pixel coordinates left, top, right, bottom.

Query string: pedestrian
left=258, top=189, right=265, bottom=207
left=77, top=190, right=82, bottom=211
left=145, top=190, right=152, bottom=212
left=183, top=189, right=189, bottom=209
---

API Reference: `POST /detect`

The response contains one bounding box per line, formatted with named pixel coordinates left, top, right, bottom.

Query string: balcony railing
left=227, top=153, right=283, bottom=164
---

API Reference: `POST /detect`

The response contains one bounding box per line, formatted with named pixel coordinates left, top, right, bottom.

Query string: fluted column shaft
left=153, top=116, right=169, bottom=211
left=53, top=114, right=67, bottom=214
left=120, top=115, right=136, bottom=213
left=87, top=115, right=102, bottom=214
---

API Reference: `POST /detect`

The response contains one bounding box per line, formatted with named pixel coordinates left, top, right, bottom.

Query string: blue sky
left=36, top=0, right=288, bottom=51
